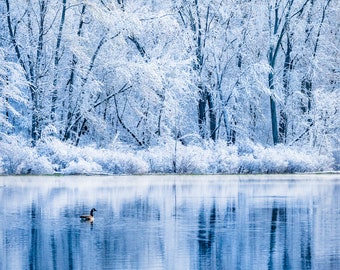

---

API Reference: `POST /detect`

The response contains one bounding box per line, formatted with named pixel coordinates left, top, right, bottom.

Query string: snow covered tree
left=176, top=0, right=221, bottom=141
left=0, top=48, right=27, bottom=134
left=1, top=0, right=338, bottom=154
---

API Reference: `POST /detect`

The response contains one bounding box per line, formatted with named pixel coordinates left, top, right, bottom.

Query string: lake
left=1, top=174, right=339, bottom=270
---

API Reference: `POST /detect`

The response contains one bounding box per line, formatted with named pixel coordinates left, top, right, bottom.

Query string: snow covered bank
left=0, top=136, right=335, bottom=175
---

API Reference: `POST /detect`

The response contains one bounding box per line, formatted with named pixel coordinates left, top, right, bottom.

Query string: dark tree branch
left=114, top=95, right=144, bottom=146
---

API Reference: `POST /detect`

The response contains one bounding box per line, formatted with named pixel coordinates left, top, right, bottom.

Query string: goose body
left=80, top=208, right=97, bottom=222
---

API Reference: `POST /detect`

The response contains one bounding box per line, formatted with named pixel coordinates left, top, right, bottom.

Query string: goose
left=80, top=208, right=97, bottom=222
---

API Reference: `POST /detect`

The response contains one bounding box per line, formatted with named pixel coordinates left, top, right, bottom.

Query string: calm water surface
left=0, top=175, right=339, bottom=270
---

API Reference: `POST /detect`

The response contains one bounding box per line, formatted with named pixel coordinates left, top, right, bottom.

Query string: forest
left=0, top=0, right=339, bottom=174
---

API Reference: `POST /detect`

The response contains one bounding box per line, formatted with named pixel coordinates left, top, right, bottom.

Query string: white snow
left=0, top=136, right=334, bottom=175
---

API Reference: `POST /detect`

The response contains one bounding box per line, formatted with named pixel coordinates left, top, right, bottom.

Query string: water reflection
left=1, top=175, right=339, bottom=270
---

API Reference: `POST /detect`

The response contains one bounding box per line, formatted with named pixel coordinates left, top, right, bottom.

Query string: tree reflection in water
left=0, top=175, right=339, bottom=270
left=197, top=203, right=216, bottom=269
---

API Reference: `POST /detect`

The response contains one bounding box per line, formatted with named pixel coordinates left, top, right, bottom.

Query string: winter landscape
left=1, top=2, right=340, bottom=269
left=0, top=0, right=339, bottom=174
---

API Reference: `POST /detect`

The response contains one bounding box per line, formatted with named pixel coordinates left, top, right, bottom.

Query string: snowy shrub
left=173, top=144, right=211, bottom=174
left=27, top=156, right=55, bottom=175
left=333, top=150, right=340, bottom=170
left=238, top=154, right=261, bottom=174
left=143, top=144, right=174, bottom=173
left=141, top=139, right=334, bottom=174
left=38, top=139, right=149, bottom=175
left=0, top=134, right=334, bottom=175
left=90, top=149, right=149, bottom=174
left=257, top=145, right=290, bottom=173
left=0, top=135, right=54, bottom=174
left=211, top=141, right=240, bottom=173
left=62, top=158, right=102, bottom=175
left=0, top=157, right=4, bottom=174
left=237, top=139, right=257, bottom=156
left=241, top=144, right=334, bottom=174
left=143, top=140, right=212, bottom=173
left=282, top=147, right=333, bottom=173
left=36, top=138, right=76, bottom=171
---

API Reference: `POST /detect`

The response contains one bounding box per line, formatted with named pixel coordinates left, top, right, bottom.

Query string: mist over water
left=1, top=175, right=339, bottom=270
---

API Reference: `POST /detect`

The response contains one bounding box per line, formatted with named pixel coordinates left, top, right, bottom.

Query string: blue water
left=1, top=175, right=339, bottom=269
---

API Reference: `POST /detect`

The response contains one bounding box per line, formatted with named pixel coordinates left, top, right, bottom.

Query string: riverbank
left=0, top=136, right=337, bottom=175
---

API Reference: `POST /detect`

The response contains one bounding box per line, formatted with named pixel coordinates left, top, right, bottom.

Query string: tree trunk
left=269, top=68, right=279, bottom=145
left=51, top=0, right=67, bottom=121
left=5, top=0, right=44, bottom=144
left=63, top=4, right=86, bottom=141
left=270, top=94, right=279, bottom=145
left=198, top=87, right=207, bottom=139
left=207, top=91, right=216, bottom=141
left=267, top=0, right=293, bottom=145
left=280, top=32, right=293, bottom=143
